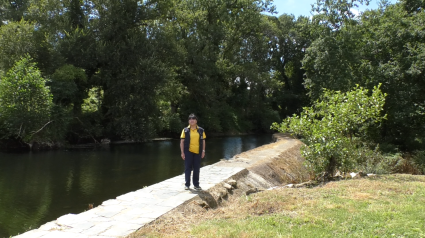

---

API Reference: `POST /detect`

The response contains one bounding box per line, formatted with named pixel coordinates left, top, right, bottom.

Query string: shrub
left=0, top=56, right=53, bottom=142
left=272, top=84, right=387, bottom=176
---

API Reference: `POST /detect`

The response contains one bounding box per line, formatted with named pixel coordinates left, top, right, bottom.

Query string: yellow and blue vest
left=180, top=126, right=206, bottom=154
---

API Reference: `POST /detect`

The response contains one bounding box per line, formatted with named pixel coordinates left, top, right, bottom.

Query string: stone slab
left=13, top=230, right=49, bottom=238
left=99, top=223, right=141, bottom=237
left=41, top=231, right=90, bottom=238
left=83, top=222, right=115, bottom=236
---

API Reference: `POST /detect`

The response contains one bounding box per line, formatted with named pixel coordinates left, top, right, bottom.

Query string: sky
left=269, top=0, right=399, bottom=18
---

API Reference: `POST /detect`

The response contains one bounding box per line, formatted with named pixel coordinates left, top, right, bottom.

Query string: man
left=180, top=113, right=206, bottom=190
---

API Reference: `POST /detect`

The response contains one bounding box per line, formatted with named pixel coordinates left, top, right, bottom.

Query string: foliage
left=81, top=87, right=103, bottom=114
left=50, top=64, right=88, bottom=111
left=303, top=0, right=425, bottom=151
left=0, top=56, right=53, bottom=142
left=0, top=20, right=36, bottom=71
left=411, top=150, right=425, bottom=174
left=0, top=0, right=294, bottom=144
left=272, top=85, right=386, bottom=175
left=0, top=0, right=423, bottom=153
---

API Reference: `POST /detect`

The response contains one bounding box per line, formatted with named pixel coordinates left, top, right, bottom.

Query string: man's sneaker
left=194, top=186, right=202, bottom=191
left=184, top=186, right=190, bottom=190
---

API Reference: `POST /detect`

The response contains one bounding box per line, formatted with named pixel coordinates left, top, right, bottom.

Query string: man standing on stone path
left=180, top=113, right=206, bottom=191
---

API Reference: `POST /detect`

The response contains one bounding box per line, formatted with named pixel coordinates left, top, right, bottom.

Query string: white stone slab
left=101, top=199, right=121, bottom=206
left=57, top=214, right=80, bottom=226
left=110, top=208, right=145, bottom=221
left=95, top=205, right=126, bottom=218
left=83, top=222, right=115, bottom=236
left=121, top=202, right=149, bottom=209
left=38, top=221, right=62, bottom=231
left=132, top=191, right=156, bottom=199
left=76, top=208, right=101, bottom=220
left=69, top=221, right=96, bottom=231
left=158, top=198, right=186, bottom=207
left=88, top=236, right=115, bottom=238
left=13, top=230, right=49, bottom=238
left=99, top=222, right=141, bottom=237
left=116, top=192, right=137, bottom=201
left=41, top=230, right=90, bottom=238
left=123, top=197, right=159, bottom=205
left=137, top=208, right=172, bottom=218
left=127, top=217, right=155, bottom=225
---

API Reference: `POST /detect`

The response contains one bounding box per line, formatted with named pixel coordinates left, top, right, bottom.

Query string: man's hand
left=202, top=151, right=205, bottom=158
left=181, top=152, right=185, bottom=160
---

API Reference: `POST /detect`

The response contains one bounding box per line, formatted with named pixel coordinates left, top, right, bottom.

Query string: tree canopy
left=0, top=0, right=423, bottom=154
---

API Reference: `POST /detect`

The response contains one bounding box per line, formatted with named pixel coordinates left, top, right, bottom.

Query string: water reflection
left=0, top=134, right=272, bottom=237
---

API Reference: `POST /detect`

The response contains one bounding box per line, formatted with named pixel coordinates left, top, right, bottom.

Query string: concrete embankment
left=14, top=134, right=308, bottom=238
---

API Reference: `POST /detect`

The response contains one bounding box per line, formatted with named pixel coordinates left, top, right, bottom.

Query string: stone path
left=14, top=165, right=246, bottom=238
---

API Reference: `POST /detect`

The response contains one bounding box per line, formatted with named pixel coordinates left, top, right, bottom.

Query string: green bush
left=0, top=56, right=53, bottom=142
left=356, top=148, right=402, bottom=174
left=412, top=151, right=425, bottom=174
left=272, top=84, right=387, bottom=176
left=0, top=20, right=37, bottom=71
left=49, top=64, right=88, bottom=113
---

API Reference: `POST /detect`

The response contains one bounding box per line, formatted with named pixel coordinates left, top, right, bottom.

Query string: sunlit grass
left=131, top=175, right=425, bottom=238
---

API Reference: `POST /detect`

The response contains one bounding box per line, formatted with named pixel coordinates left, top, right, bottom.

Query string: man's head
left=188, top=113, right=197, bottom=126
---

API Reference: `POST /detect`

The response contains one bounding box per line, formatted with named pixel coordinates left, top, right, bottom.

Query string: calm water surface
left=0, top=135, right=272, bottom=237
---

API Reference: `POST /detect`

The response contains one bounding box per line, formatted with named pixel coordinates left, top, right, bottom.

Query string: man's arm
left=180, top=139, right=185, bottom=160
left=202, top=140, right=206, bottom=158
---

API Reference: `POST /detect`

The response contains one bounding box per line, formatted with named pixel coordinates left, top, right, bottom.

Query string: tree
left=0, top=20, right=36, bottom=71
left=303, top=1, right=425, bottom=150
left=50, top=64, right=88, bottom=114
left=0, top=56, right=53, bottom=142
left=265, top=14, right=312, bottom=118
left=0, top=0, right=29, bottom=26
left=272, top=85, right=386, bottom=176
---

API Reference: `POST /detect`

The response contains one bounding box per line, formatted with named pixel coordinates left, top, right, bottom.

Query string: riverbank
left=0, top=132, right=274, bottom=152
left=129, top=174, right=425, bottom=237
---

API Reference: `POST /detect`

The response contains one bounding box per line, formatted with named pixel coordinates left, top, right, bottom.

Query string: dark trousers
left=184, top=151, right=201, bottom=187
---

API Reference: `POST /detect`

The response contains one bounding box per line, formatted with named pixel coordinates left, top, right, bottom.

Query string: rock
left=227, top=179, right=237, bottom=187
left=294, top=180, right=317, bottom=188
left=223, top=183, right=233, bottom=190
left=214, top=187, right=228, bottom=198
left=267, top=186, right=278, bottom=190
left=196, top=201, right=210, bottom=209
left=358, top=171, right=368, bottom=177
left=335, top=171, right=342, bottom=177
left=317, top=171, right=332, bottom=181
left=285, top=184, right=294, bottom=188
left=367, top=173, right=376, bottom=177
left=350, top=171, right=367, bottom=179
left=246, top=188, right=258, bottom=195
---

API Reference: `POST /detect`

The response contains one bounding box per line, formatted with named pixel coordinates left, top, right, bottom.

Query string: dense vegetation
left=0, top=0, right=424, bottom=160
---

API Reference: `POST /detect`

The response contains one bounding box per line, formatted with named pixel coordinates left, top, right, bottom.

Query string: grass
left=130, top=174, right=425, bottom=238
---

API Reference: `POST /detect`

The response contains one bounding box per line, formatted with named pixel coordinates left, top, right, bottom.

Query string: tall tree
left=0, top=56, right=53, bottom=142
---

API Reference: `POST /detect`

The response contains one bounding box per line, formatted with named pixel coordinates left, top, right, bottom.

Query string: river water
left=0, top=134, right=272, bottom=237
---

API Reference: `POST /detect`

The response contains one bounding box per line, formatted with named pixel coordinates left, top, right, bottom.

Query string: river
left=0, top=134, right=272, bottom=237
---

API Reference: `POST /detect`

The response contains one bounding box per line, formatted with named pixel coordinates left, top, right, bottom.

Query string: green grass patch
left=188, top=175, right=425, bottom=238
